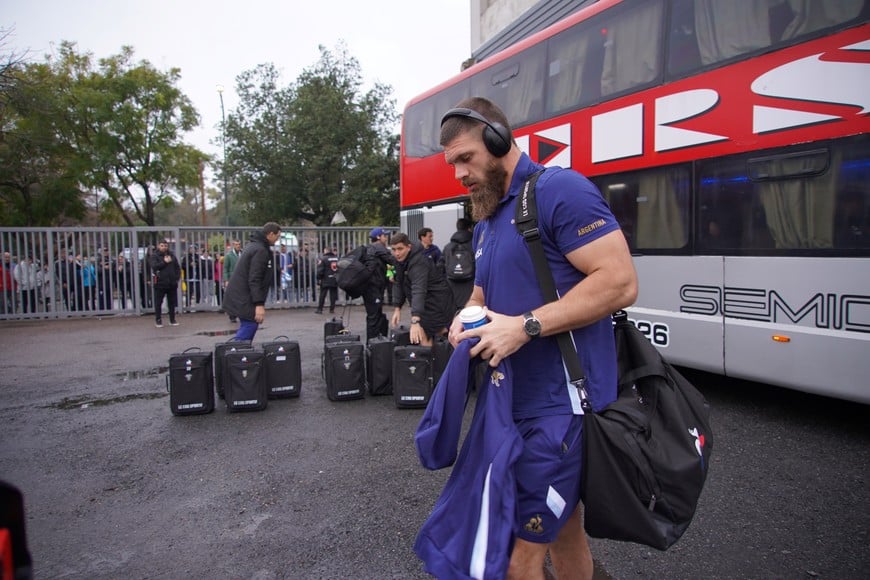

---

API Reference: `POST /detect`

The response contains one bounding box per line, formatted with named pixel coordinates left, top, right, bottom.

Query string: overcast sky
left=3, top=0, right=471, bottom=171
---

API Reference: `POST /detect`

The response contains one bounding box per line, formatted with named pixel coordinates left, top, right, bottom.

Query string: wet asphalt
left=0, top=306, right=868, bottom=579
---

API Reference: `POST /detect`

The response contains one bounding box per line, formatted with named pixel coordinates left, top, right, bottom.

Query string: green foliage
left=0, top=42, right=209, bottom=226
left=225, top=43, right=400, bottom=227
left=0, top=58, right=87, bottom=225
left=1, top=38, right=398, bottom=228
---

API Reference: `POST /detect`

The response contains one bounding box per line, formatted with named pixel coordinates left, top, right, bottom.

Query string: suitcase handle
left=182, top=347, right=202, bottom=353
left=272, top=335, right=290, bottom=341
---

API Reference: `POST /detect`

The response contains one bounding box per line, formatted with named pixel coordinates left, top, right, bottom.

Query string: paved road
left=1, top=307, right=868, bottom=579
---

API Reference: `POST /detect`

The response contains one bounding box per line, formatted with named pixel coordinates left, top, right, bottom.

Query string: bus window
left=593, top=164, right=690, bottom=252
left=833, top=137, right=870, bottom=250
left=668, top=0, right=866, bottom=77
left=698, top=159, right=769, bottom=252
left=599, top=0, right=664, bottom=97
left=546, top=19, right=605, bottom=114
left=469, top=43, right=546, bottom=128
left=698, top=136, right=870, bottom=253
left=778, top=0, right=865, bottom=39
left=403, top=82, right=470, bottom=158
left=691, top=0, right=775, bottom=66
left=752, top=149, right=838, bottom=249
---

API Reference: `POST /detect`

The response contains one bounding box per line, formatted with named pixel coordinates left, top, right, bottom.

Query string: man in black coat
left=314, top=246, right=339, bottom=314
left=149, top=240, right=181, bottom=328
left=223, top=222, right=282, bottom=341
left=363, top=227, right=396, bottom=342
left=388, top=232, right=453, bottom=346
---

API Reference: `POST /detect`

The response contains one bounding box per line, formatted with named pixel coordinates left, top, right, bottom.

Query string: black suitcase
left=214, top=340, right=254, bottom=399
left=392, top=345, right=434, bottom=408
left=432, top=335, right=454, bottom=386
left=366, top=335, right=394, bottom=396
left=223, top=350, right=268, bottom=412
left=391, top=325, right=411, bottom=346
left=167, top=347, right=214, bottom=415
left=323, top=340, right=366, bottom=401
left=260, top=336, right=302, bottom=399
left=324, top=317, right=345, bottom=339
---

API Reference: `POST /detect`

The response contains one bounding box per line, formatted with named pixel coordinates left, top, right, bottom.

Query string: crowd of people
left=0, top=236, right=343, bottom=318
left=1, top=221, right=492, bottom=343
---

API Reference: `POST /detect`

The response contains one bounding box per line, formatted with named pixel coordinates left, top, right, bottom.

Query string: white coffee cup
left=459, top=306, right=488, bottom=330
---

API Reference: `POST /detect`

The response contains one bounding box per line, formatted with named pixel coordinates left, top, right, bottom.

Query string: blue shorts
left=514, top=414, right=584, bottom=543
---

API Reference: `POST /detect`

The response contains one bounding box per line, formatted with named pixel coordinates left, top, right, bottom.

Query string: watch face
left=524, top=315, right=542, bottom=337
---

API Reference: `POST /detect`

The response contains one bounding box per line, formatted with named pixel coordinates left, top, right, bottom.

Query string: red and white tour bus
left=400, top=0, right=870, bottom=403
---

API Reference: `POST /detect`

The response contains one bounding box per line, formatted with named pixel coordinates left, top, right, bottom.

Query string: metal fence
left=0, top=226, right=375, bottom=321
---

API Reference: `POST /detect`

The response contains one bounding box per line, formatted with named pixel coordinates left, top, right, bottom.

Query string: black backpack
left=336, top=246, right=373, bottom=298
left=444, top=241, right=474, bottom=281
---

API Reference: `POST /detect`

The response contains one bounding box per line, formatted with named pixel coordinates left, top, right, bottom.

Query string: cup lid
left=459, top=305, right=485, bottom=322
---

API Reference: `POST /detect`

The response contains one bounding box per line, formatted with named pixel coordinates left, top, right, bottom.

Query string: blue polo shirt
left=473, top=154, right=620, bottom=418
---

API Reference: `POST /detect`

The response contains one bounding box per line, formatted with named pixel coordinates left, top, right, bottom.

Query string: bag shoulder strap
left=515, top=170, right=591, bottom=411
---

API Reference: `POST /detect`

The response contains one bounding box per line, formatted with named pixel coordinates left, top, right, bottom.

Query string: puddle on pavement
left=196, top=330, right=236, bottom=336
left=46, top=392, right=167, bottom=410
left=114, top=366, right=168, bottom=380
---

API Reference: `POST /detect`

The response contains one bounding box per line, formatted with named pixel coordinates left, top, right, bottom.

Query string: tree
left=0, top=31, right=86, bottom=225
left=225, top=43, right=399, bottom=226
left=223, top=63, right=301, bottom=225
left=1, top=41, right=209, bottom=226
left=42, top=43, right=208, bottom=226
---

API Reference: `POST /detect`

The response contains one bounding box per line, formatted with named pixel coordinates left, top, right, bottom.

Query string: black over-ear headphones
left=440, top=107, right=512, bottom=158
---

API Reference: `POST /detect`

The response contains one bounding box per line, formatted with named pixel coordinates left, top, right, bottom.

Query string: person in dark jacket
left=223, top=222, right=281, bottom=341
left=389, top=232, right=454, bottom=346
left=442, top=218, right=475, bottom=313
left=314, top=247, right=339, bottom=314
left=363, top=227, right=396, bottom=342
left=149, top=240, right=181, bottom=328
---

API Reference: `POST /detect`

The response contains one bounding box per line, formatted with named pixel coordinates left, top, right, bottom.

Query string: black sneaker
left=170, top=320, right=179, bottom=326
left=314, top=310, right=323, bottom=314
left=155, top=320, right=163, bottom=328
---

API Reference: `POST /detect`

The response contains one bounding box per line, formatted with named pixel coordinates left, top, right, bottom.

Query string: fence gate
left=0, top=226, right=376, bottom=321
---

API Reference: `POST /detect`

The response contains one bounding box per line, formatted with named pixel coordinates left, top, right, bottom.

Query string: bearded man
left=416, top=97, right=638, bottom=580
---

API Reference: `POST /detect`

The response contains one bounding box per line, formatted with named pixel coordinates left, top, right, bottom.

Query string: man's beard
left=468, top=160, right=507, bottom=222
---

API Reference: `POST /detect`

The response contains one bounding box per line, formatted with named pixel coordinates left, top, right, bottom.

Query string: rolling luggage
left=391, top=324, right=411, bottom=346
left=324, top=317, right=345, bottom=339
left=261, top=336, right=302, bottom=399
left=432, top=335, right=454, bottom=387
left=393, top=345, right=434, bottom=408
left=166, top=347, right=214, bottom=415
left=223, top=350, right=268, bottom=412
left=323, top=339, right=366, bottom=401
left=214, top=340, right=254, bottom=400
left=366, top=335, right=394, bottom=396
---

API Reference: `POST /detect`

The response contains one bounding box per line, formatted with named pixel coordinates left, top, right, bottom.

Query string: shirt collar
left=500, top=153, right=543, bottom=205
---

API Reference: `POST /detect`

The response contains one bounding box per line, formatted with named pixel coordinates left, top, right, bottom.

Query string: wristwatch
left=410, top=318, right=421, bottom=325
left=522, top=311, right=542, bottom=339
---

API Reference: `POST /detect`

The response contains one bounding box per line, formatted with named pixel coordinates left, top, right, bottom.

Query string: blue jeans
left=233, top=319, right=259, bottom=341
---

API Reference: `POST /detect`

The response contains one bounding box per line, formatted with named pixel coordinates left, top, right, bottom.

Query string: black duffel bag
left=580, top=311, right=714, bottom=550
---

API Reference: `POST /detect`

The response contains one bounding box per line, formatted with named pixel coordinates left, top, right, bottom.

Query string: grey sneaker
left=155, top=320, right=164, bottom=328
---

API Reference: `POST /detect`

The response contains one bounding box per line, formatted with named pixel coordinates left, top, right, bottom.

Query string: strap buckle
left=520, top=226, right=540, bottom=242
left=572, top=377, right=593, bottom=412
